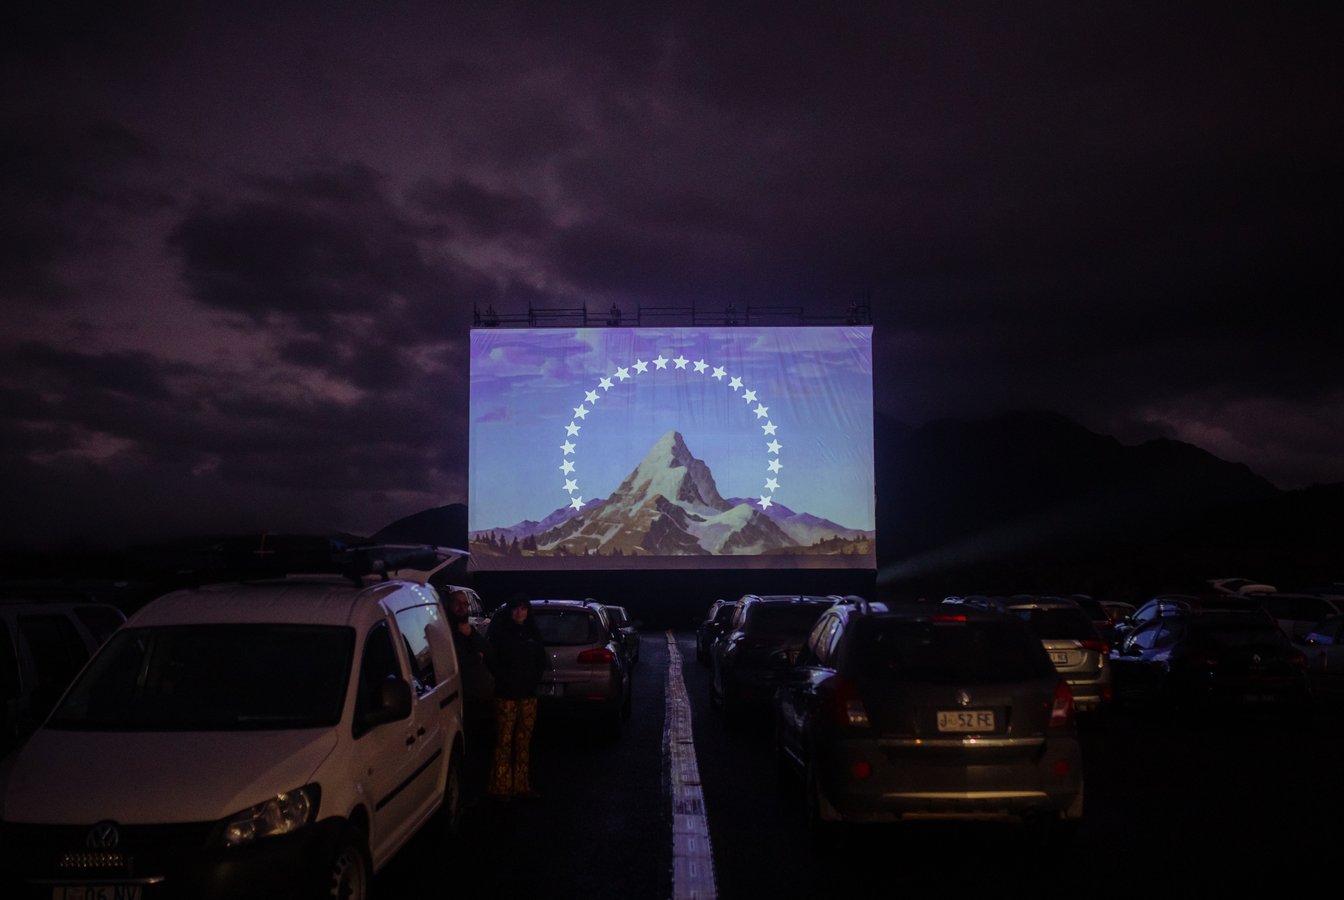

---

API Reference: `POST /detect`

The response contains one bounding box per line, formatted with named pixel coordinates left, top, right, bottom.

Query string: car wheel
left=804, top=763, right=842, bottom=852
left=438, top=745, right=463, bottom=836
left=326, top=827, right=372, bottom=900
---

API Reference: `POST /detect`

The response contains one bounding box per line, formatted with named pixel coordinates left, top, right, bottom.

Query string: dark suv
left=772, top=599, right=1083, bottom=844
left=710, top=594, right=839, bottom=724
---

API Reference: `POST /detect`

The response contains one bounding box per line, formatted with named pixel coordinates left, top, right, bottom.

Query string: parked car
left=696, top=599, right=737, bottom=665
left=1110, top=610, right=1312, bottom=715
left=773, top=599, right=1083, bottom=844
left=1254, top=592, right=1344, bottom=643
left=1112, top=593, right=1268, bottom=643
left=0, top=547, right=467, bottom=900
left=1068, top=594, right=1116, bottom=643
left=1299, top=614, right=1344, bottom=697
left=710, top=594, right=839, bottom=724
left=1004, top=597, right=1112, bottom=713
left=1, top=596, right=127, bottom=757
left=1098, top=600, right=1137, bottom=639
left=602, top=604, right=641, bottom=666
left=527, top=599, right=632, bottom=735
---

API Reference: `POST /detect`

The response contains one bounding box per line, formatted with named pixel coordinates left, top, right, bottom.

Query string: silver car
left=1005, top=597, right=1113, bottom=713
left=528, top=599, right=632, bottom=735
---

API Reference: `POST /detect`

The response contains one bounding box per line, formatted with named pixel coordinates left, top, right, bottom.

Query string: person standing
left=446, top=589, right=495, bottom=805
left=486, top=594, right=548, bottom=800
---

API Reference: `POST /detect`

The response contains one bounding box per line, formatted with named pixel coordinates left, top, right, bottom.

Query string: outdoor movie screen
left=468, top=325, right=874, bottom=570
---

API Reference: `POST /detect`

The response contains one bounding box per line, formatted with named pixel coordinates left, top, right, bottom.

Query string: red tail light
left=1048, top=679, right=1075, bottom=730
left=829, top=676, right=871, bottom=729
left=1289, top=653, right=1307, bottom=669
left=576, top=648, right=614, bottom=665
left=1080, top=639, right=1109, bottom=655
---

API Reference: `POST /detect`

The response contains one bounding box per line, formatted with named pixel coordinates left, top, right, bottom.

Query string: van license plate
left=937, top=710, right=995, bottom=732
left=54, top=887, right=142, bottom=900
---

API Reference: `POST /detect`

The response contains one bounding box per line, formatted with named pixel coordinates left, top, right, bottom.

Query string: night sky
left=2, top=3, right=1338, bottom=549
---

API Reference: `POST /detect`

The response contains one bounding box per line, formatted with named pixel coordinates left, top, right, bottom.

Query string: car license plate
left=1050, top=651, right=1069, bottom=664
left=54, top=887, right=142, bottom=900
left=537, top=683, right=561, bottom=697
left=937, top=710, right=995, bottom=732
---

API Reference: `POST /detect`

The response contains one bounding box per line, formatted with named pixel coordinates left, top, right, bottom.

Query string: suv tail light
left=1079, top=639, right=1109, bottom=655
left=829, top=676, right=870, bottom=729
left=1048, top=679, right=1075, bottom=731
left=577, top=648, right=614, bottom=665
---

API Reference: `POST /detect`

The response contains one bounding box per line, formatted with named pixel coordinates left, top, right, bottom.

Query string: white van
left=0, top=547, right=466, bottom=900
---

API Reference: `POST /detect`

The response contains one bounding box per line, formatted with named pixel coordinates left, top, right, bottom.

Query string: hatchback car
left=1005, top=597, right=1112, bottom=713
left=1255, top=592, right=1344, bottom=643
left=1111, top=610, right=1312, bottom=715
left=527, top=599, right=632, bottom=735
left=710, top=594, right=839, bottom=724
left=773, top=600, right=1083, bottom=843
left=696, top=599, right=737, bottom=665
left=0, top=548, right=467, bottom=900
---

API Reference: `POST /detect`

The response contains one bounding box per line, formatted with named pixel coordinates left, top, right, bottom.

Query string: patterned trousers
left=490, top=697, right=538, bottom=796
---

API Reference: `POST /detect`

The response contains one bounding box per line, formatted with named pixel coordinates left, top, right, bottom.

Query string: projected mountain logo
left=469, top=431, right=873, bottom=559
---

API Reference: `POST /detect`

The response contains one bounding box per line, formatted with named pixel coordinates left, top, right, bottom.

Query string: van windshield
left=46, top=624, right=355, bottom=731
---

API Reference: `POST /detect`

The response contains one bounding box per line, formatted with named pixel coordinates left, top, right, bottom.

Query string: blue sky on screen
left=469, top=326, right=874, bottom=532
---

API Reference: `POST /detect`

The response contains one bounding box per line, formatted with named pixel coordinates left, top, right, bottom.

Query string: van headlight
left=221, top=784, right=320, bottom=847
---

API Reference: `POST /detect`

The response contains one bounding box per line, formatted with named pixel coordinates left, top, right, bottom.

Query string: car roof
left=129, top=577, right=439, bottom=628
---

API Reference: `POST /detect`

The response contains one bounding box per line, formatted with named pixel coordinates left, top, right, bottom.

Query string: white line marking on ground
left=665, top=630, right=716, bottom=900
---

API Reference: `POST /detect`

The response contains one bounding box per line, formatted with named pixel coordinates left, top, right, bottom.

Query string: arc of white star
left=712, top=366, right=726, bottom=380
left=585, top=390, right=599, bottom=403
left=765, top=477, right=779, bottom=492
left=560, top=459, right=576, bottom=474
left=729, top=376, right=743, bottom=390
left=566, top=422, right=581, bottom=436
left=694, top=360, right=708, bottom=373
left=758, top=495, right=773, bottom=510
left=633, top=359, right=648, bottom=373
left=673, top=355, right=689, bottom=369
left=564, top=478, right=578, bottom=493
left=615, top=367, right=631, bottom=381
left=768, top=459, right=783, bottom=474
left=742, top=389, right=757, bottom=403
left=754, top=404, right=769, bottom=419
left=561, top=440, right=576, bottom=455
left=599, top=376, right=613, bottom=390
left=762, top=422, right=777, bottom=435
left=570, top=497, right=584, bottom=511
left=654, top=355, right=669, bottom=369
left=767, top=439, right=781, bottom=454
left=573, top=405, right=588, bottom=419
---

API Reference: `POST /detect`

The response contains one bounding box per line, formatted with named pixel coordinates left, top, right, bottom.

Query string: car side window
left=396, top=603, right=455, bottom=696
left=355, top=621, right=403, bottom=734
left=1129, top=622, right=1162, bottom=651
left=803, top=615, right=833, bottom=665
left=1151, top=623, right=1182, bottom=651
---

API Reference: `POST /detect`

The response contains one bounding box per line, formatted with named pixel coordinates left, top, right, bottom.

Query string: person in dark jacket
left=486, top=593, right=549, bottom=800
left=446, top=589, right=495, bottom=805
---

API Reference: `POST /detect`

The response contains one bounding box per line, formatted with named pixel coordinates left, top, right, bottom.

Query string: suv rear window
left=1008, top=607, right=1099, bottom=641
left=746, top=603, right=830, bottom=638
left=854, top=619, right=1055, bottom=684
left=532, top=608, right=600, bottom=645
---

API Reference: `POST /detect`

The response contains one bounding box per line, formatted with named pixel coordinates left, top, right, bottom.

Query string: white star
left=599, top=376, right=613, bottom=390
left=564, top=478, right=578, bottom=493
left=754, top=404, right=769, bottom=419
left=560, top=460, right=575, bottom=474
left=633, top=359, right=648, bottom=373
left=654, top=355, right=669, bottom=369
left=673, top=355, right=689, bottom=369
left=565, top=422, right=581, bottom=436
left=767, top=439, right=781, bottom=454
left=585, top=390, right=600, bottom=404
left=572, top=405, right=588, bottom=419
left=758, top=495, right=773, bottom=510
left=765, top=477, right=780, bottom=492
left=762, top=422, right=777, bottom=435
left=570, top=496, right=584, bottom=511
left=712, top=366, right=726, bottom=380
left=742, top=389, right=757, bottom=403
left=615, top=367, right=631, bottom=381
left=561, top=441, right=576, bottom=455
left=768, top=459, right=783, bottom=474
left=729, top=376, right=743, bottom=390
left=694, top=359, right=708, bottom=373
